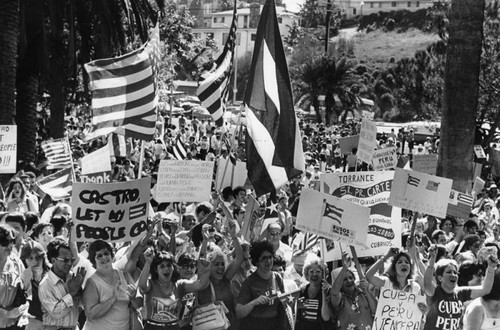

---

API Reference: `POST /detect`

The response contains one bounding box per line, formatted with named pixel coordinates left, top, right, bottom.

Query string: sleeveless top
left=82, top=270, right=130, bottom=330
left=464, top=298, right=500, bottom=330
left=143, top=279, right=179, bottom=325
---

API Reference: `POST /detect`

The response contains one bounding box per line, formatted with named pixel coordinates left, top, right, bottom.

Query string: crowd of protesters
left=0, top=111, right=499, bottom=330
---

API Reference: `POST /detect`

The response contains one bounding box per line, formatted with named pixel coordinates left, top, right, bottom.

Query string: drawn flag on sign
left=197, top=0, right=237, bottom=126
left=84, top=21, right=160, bottom=141
left=322, top=200, right=343, bottom=224
left=129, top=203, right=147, bottom=220
left=426, top=180, right=440, bottom=192
left=41, top=138, right=72, bottom=170
left=36, top=167, right=73, bottom=200
left=244, top=0, right=304, bottom=196
left=447, top=190, right=474, bottom=219
left=407, top=175, right=420, bottom=187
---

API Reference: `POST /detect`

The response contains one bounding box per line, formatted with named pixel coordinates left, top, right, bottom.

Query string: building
left=192, top=5, right=300, bottom=59
left=336, top=0, right=440, bottom=19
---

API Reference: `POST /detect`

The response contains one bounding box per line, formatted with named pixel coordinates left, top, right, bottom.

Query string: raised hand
left=427, top=245, right=437, bottom=267
left=197, top=258, right=211, bottom=275
left=202, top=224, right=212, bottom=241
left=67, top=267, right=86, bottom=297
left=144, top=247, right=155, bottom=264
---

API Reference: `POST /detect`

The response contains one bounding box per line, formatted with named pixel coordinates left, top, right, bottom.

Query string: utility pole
left=325, top=0, right=332, bottom=52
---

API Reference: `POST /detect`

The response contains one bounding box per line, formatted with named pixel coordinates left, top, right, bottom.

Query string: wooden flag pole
left=349, top=245, right=366, bottom=280
left=137, top=140, right=146, bottom=179
left=66, top=137, right=77, bottom=182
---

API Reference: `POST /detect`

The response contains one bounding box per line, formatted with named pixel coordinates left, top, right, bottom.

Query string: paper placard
left=472, top=176, right=485, bottom=196
left=357, top=119, right=377, bottom=163
left=447, top=190, right=474, bottom=219
left=474, top=145, right=486, bottom=159
left=372, top=147, right=398, bottom=171
left=338, top=135, right=360, bottom=155
left=156, top=160, right=214, bottom=202
left=389, top=168, right=453, bottom=218
left=296, top=188, right=370, bottom=248
left=412, top=154, right=438, bottom=175
left=216, top=159, right=248, bottom=190
left=240, top=195, right=264, bottom=243
left=372, top=288, right=425, bottom=330
left=0, top=125, right=17, bottom=173
left=321, top=171, right=401, bottom=257
left=71, top=177, right=151, bottom=242
left=80, top=171, right=111, bottom=184
left=81, top=145, right=111, bottom=174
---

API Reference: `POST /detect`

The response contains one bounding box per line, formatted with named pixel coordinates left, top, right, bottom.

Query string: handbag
left=191, top=283, right=230, bottom=330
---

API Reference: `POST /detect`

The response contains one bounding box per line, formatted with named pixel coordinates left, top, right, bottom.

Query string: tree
left=437, top=0, right=485, bottom=191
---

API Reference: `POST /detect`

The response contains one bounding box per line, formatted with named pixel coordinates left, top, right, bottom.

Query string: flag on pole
left=84, top=21, right=161, bottom=141
left=244, top=0, right=304, bottom=197
left=36, top=167, right=73, bottom=200
left=292, top=232, right=319, bottom=256
left=197, top=0, right=237, bottom=126
left=172, top=136, right=188, bottom=160
left=276, top=288, right=301, bottom=330
left=108, top=134, right=133, bottom=158
left=41, top=138, right=72, bottom=170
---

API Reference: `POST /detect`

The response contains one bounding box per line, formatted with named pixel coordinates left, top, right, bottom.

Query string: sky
left=283, top=0, right=304, bottom=13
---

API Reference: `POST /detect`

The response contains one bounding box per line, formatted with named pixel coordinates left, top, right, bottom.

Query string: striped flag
left=108, top=134, right=133, bottom=158
left=84, top=21, right=160, bottom=141
left=196, top=0, right=237, bottom=126
left=323, top=200, right=343, bottom=224
left=426, top=180, right=440, bottom=192
left=292, top=232, right=319, bottom=256
left=172, top=136, right=188, bottom=160
left=36, top=167, right=73, bottom=200
left=276, top=288, right=300, bottom=329
left=41, top=138, right=72, bottom=170
left=244, top=0, right=304, bottom=197
left=407, top=174, right=420, bottom=187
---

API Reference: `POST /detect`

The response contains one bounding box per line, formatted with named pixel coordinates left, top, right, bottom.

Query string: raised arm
left=469, top=255, right=499, bottom=299
left=424, top=245, right=437, bottom=297
left=224, top=220, right=243, bottom=281
left=180, top=258, right=211, bottom=293
left=123, top=218, right=159, bottom=274
left=138, top=247, right=154, bottom=294
left=330, top=252, right=350, bottom=308
left=365, top=247, right=398, bottom=288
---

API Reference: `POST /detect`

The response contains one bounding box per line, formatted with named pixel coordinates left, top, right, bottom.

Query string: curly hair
left=303, top=254, right=327, bottom=282
left=5, top=178, right=27, bottom=201
left=249, top=240, right=274, bottom=266
left=46, top=237, right=71, bottom=263
left=88, top=240, right=114, bottom=268
left=384, top=252, right=414, bottom=289
left=151, top=251, right=178, bottom=282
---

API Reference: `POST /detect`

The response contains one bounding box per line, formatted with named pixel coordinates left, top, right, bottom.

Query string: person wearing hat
left=478, top=200, right=499, bottom=229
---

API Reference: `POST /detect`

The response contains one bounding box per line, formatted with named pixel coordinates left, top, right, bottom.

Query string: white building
left=336, top=0, right=441, bottom=19
left=192, top=6, right=300, bottom=59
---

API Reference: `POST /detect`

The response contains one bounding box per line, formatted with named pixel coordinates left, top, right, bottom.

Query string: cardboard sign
left=490, top=149, right=500, bottom=177
left=0, top=125, right=17, bottom=173
left=296, top=189, right=370, bottom=248
left=389, top=168, right=453, bottom=218
left=473, top=176, right=485, bottom=196
left=240, top=195, right=264, bottom=243
left=372, top=147, right=398, bottom=171
left=372, top=288, right=425, bottom=330
left=357, top=119, right=377, bottom=164
left=412, top=154, right=438, bottom=175
left=474, top=145, right=486, bottom=159
left=81, top=145, right=111, bottom=174
left=321, top=171, right=402, bottom=257
left=156, top=160, right=214, bottom=202
left=216, top=159, right=248, bottom=190
left=80, top=171, right=111, bottom=184
left=338, top=135, right=360, bottom=155
left=71, top=177, right=151, bottom=242
left=447, top=190, right=474, bottom=219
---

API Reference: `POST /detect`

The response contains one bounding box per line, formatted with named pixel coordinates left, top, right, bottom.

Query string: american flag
left=407, top=174, right=420, bottom=187
left=292, top=232, right=319, bottom=256
left=108, top=133, right=133, bottom=158
left=36, top=167, right=73, bottom=200
left=244, top=0, right=305, bottom=197
left=426, top=180, right=440, bottom=192
left=41, top=138, right=72, bottom=170
left=197, top=0, right=237, bottom=126
left=171, top=135, right=188, bottom=160
left=84, top=21, right=160, bottom=141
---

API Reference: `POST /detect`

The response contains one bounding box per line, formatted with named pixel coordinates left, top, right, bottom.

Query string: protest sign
left=216, top=158, right=248, bottom=190
left=296, top=188, right=370, bottom=248
left=321, top=171, right=402, bottom=257
left=0, top=125, right=17, bottom=173
left=372, top=147, right=397, bottom=171
left=490, top=149, right=500, bottom=176
left=447, top=190, right=474, bottom=219
left=156, top=160, right=214, bottom=202
left=412, top=154, right=438, bottom=175
left=338, top=135, right=359, bottom=155
left=372, top=288, right=425, bottom=330
left=240, top=195, right=264, bottom=242
left=389, top=168, right=453, bottom=218
left=80, top=171, right=111, bottom=184
left=81, top=145, right=111, bottom=174
left=357, top=119, right=377, bottom=164
left=474, top=145, right=486, bottom=159
left=472, top=177, right=485, bottom=196
left=72, top=177, right=151, bottom=242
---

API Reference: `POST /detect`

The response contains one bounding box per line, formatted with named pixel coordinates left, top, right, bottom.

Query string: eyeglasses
left=96, top=252, right=111, bottom=259
left=56, top=257, right=75, bottom=264
left=308, top=270, right=323, bottom=275
left=259, top=255, right=274, bottom=262
left=268, top=232, right=281, bottom=237
left=0, top=239, right=15, bottom=247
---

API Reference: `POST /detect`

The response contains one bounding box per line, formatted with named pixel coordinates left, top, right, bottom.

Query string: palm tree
left=437, top=0, right=485, bottom=191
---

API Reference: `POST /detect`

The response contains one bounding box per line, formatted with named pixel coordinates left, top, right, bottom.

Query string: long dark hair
left=384, top=252, right=414, bottom=289
left=151, top=251, right=178, bottom=282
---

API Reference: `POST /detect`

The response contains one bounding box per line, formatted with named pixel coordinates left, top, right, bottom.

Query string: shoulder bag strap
left=209, top=282, right=216, bottom=303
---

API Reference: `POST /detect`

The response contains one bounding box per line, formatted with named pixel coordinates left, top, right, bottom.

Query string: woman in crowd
left=0, top=224, right=29, bottom=330
left=440, top=217, right=456, bottom=241
left=82, top=240, right=139, bottom=330
left=455, top=234, right=482, bottom=264
left=458, top=261, right=486, bottom=287
left=423, top=245, right=498, bottom=330
left=295, top=254, right=331, bottom=330
left=20, top=240, right=49, bottom=330
left=236, top=240, right=287, bottom=330
left=463, top=268, right=500, bottom=330
left=30, top=223, right=53, bottom=251
left=5, top=178, right=37, bottom=214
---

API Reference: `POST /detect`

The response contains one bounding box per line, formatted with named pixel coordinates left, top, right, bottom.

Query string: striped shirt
left=39, top=270, right=79, bottom=328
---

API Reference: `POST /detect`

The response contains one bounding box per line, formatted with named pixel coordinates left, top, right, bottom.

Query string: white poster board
left=357, top=119, right=377, bottom=164
left=372, top=147, right=398, bottom=171
left=216, top=158, right=248, bottom=190
left=156, top=160, right=214, bottom=202
left=81, top=145, right=111, bottom=174
left=372, top=288, right=425, bottom=330
left=412, top=154, right=438, bottom=175
left=0, top=125, right=17, bottom=173
left=389, top=168, right=453, bottom=218
left=296, top=188, right=370, bottom=248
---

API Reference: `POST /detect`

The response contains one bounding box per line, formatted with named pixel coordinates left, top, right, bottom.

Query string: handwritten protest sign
left=156, top=160, right=214, bottom=202
left=81, top=145, right=111, bottom=174
left=240, top=195, right=264, bottom=242
left=473, top=176, right=485, bottom=196
left=447, top=190, right=474, bottom=219
left=372, top=288, right=425, bottom=330
left=372, top=147, right=397, bottom=171
left=0, top=125, right=17, bottom=173
left=72, top=177, right=151, bottom=242
left=474, top=145, right=486, bottom=159
left=321, top=171, right=401, bottom=257
left=490, top=149, right=500, bottom=176
left=357, top=119, right=377, bottom=164
left=338, top=135, right=359, bottom=155
left=296, top=188, right=370, bottom=248
left=389, top=168, right=452, bottom=218
left=80, top=171, right=111, bottom=184
left=412, top=154, right=438, bottom=175
left=216, top=159, right=248, bottom=190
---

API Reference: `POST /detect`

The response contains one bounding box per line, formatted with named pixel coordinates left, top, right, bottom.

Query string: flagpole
left=349, top=245, right=366, bottom=280
left=137, top=140, right=146, bottom=179
left=66, top=137, right=77, bottom=182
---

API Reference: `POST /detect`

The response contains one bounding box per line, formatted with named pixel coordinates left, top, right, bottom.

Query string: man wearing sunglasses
left=39, top=237, right=86, bottom=330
